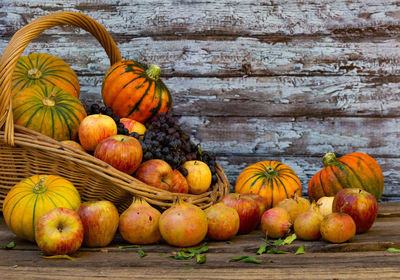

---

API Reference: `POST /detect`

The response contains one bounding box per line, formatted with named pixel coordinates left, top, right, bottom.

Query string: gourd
left=235, top=161, right=302, bottom=209
left=12, top=84, right=87, bottom=141
left=307, top=152, right=384, bottom=201
left=102, top=60, right=172, bottom=123
left=2, top=175, right=81, bottom=242
left=12, top=53, right=80, bottom=98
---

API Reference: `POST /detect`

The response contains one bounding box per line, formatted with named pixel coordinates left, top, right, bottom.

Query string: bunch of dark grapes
left=84, top=104, right=218, bottom=185
left=142, top=112, right=218, bottom=185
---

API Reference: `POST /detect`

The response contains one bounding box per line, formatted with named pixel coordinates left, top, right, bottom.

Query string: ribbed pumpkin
left=235, top=161, right=302, bottom=210
left=102, top=60, right=172, bottom=123
left=12, top=53, right=80, bottom=98
left=2, top=175, right=81, bottom=242
left=12, top=84, right=87, bottom=141
left=307, top=152, right=384, bottom=202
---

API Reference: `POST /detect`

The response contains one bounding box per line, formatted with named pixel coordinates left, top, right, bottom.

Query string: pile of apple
left=261, top=188, right=379, bottom=243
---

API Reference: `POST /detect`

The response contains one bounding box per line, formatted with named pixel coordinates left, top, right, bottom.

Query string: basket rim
left=0, top=125, right=230, bottom=209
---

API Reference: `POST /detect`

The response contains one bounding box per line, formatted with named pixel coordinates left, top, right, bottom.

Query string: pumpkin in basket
left=102, top=60, right=172, bottom=123
left=2, top=175, right=81, bottom=242
left=12, top=84, right=87, bottom=141
left=307, top=152, right=384, bottom=202
left=12, top=53, right=80, bottom=98
left=235, top=161, right=302, bottom=209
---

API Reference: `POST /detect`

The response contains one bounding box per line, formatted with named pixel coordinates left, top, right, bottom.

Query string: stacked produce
left=3, top=52, right=386, bottom=257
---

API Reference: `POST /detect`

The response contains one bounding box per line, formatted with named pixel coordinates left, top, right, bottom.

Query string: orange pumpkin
left=12, top=53, right=80, bottom=98
left=307, top=152, right=384, bottom=202
left=235, top=161, right=302, bottom=209
left=102, top=60, right=172, bottom=123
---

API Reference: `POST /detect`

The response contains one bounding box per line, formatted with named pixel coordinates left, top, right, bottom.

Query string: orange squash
left=235, top=161, right=302, bottom=209
left=102, top=60, right=172, bottom=123
left=12, top=53, right=80, bottom=98
left=307, top=152, right=384, bottom=202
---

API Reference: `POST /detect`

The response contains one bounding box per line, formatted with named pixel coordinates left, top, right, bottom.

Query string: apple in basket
left=120, top=118, right=147, bottom=139
left=35, top=207, right=84, bottom=256
left=134, top=159, right=188, bottom=193
left=77, top=201, right=119, bottom=247
left=78, top=114, right=117, bottom=151
left=181, top=160, right=212, bottom=194
left=94, top=134, right=143, bottom=174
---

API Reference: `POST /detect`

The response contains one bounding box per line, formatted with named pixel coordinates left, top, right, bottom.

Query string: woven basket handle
left=0, top=11, right=122, bottom=145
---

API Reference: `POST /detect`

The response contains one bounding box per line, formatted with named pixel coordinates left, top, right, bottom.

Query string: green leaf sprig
left=169, top=243, right=208, bottom=264
left=230, top=256, right=261, bottom=264
left=387, top=248, right=400, bottom=253
left=257, top=234, right=305, bottom=255
left=4, top=241, right=15, bottom=250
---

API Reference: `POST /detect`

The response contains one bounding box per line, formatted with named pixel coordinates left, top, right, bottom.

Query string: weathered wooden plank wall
left=1, top=0, right=400, bottom=200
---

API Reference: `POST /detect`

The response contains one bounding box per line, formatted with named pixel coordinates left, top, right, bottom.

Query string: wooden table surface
left=1, top=202, right=400, bottom=279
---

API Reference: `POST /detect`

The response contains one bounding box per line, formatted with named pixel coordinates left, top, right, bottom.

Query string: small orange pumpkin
left=102, top=60, right=172, bottom=123
left=235, top=161, right=302, bottom=209
left=307, top=152, right=384, bottom=202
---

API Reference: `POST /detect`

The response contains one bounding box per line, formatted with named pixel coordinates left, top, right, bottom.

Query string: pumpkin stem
left=146, top=64, right=161, bottom=81
left=322, top=152, right=339, bottom=167
left=264, top=166, right=276, bottom=177
left=42, top=90, right=56, bottom=107
left=33, top=176, right=48, bottom=194
left=27, top=68, right=42, bottom=79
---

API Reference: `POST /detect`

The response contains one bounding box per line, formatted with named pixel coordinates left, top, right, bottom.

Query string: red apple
left=135, top=159, right=182, bottom=191
left=220, top=193, right=260, bottom=235
left=120, top=118, right=146, bottom=139
left=181, top=160, right=212, bottom=194
left=35, top=207, right=84, bottom=255
left=94, top=135, right=143, bottom=174
left=78, top=114, right=117, bottom=151
left=241, top=193, right=268, bottom=221
left=77, top=201, right=119, bottom=247
left=204, top=203, right=240, bottom=241
left=169, top=169, right=189, bottom=193
left=332, top=188, right=378, bottom=233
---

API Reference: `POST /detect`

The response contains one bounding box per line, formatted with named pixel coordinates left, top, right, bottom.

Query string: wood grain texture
left=2, top=0, right=400, bottom=37
left=1, top=0, right=400, bottom=198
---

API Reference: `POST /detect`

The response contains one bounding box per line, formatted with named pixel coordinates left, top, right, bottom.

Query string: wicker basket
left=0, top=11, right=230, bottom=212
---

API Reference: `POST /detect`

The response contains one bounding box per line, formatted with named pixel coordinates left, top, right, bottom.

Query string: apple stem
left=57, top=223, right=64, bottom=233
left=33, top=176, right=48, bottom=194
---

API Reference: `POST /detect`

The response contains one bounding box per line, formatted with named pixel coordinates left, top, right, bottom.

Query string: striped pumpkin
left=308, top=152, right=384, bottom=202
left=235, top=161, right=302, bottom=210
left=102, top=60, right=172, bottom=123
left=12, top=84, right=87, bottom=141
left=12, top=53, right=80, bottom=98
left=2, top=175, right=81, bottom=242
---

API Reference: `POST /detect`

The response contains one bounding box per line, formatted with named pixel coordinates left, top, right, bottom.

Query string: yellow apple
left=120, top=118, right=146, bottom=138
left=181, top=160, right=212, bottom=194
